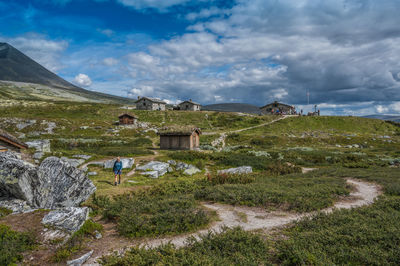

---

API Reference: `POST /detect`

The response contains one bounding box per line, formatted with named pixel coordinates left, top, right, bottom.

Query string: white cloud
left=74, top=73, right=92, bottom=87
left=99, top=29, right=114, bottom=37
left=116, top=0, right=191, bottom=11
left=376, top=105, right=389, bottom=114
left=103, top=57, right=119, bottom=66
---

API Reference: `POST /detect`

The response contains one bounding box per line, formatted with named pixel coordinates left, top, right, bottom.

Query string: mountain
left=202, top=103, right=261, bottom=114
left=363, top=115, right=400, bottom=123
left=0, top=43, right=135, bottom=104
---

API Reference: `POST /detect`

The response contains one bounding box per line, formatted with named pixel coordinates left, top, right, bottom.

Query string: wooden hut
left=0, top=129, right=28, bottom=153
left=159, top=127, right=201, bottom=150
left=118, top=113, right=137, bottom=125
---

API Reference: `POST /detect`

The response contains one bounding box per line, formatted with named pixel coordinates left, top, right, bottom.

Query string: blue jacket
left=113, top=161, right=123, bottom=171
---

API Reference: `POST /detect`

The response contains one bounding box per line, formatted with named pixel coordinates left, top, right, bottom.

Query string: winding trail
left=211, top=115, right=290, bottom=149
left=84, top=178, right=381, bottom=264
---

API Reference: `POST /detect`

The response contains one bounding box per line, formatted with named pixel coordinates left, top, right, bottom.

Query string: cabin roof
left=135, top=97, right=166, bottom=104
left=159, top=127, right=202, bottom=136
left=178, top=100, right=201, bottom=106
left=118, top=113, right=137, bottom=119
left=0, top=129, right=28, bottom=149
left=260, top=101, right=295, bottom=109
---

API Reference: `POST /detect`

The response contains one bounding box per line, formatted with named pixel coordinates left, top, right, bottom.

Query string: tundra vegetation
left=1, top=99, right=400, bottom=264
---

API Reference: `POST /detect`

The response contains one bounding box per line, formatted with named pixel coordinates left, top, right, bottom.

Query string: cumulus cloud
left=103, top=57, right=119, bottom=66
left=74, top=73, right=92, bottom=87
left=116, top=0, right=191, bottom=11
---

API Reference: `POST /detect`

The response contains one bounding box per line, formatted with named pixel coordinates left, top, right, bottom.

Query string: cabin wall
left=119, top=117, right=136, bottom=124
left=179, top=103, right=201, bottom=111
left=160, top=135, right=192, bottom=150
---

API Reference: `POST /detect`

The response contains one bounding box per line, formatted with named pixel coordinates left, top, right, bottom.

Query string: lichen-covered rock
left=67, top=250, right=93, bottom=266
left=183, top=166, right=201, bottom=175
left=142, top=170, right=159, bottom=178
left=42, top=207, right=89, bottom=233
left=0, top=198, right=34, bottom=213
left=104, top=158, right=134, bottom=169
left=36, top=157, right=96, bottom=209
left=137, top=161, right=169, bottom=177
left=0, top=152, right=96, bottom=209
left=218, top=166, right=253, bottom=175
left=61, top=157, right=85, bottom=167
left=26, top=139, right=51, bottom=153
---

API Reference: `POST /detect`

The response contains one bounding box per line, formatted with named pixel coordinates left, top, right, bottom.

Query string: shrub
left=0, top=224, right=35, bottom=265
left=102, top=193, right=210, bottom=237
left=206, top=172, right=256, bottom=185
left=0, top=207, right=12, bottom=218
left=100, top=227, right=270, bottom=266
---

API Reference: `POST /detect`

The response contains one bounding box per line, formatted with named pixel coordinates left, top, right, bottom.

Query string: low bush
left=102, top=193, right=210, bottom=237
left=0, top=224, right=35, bottom=265
left=0, top=207, right=12, bottom=218
left=276, top=196, right=400, bottom=265
left=206, top=172, right=256, bottom=185
left=100, top=227, right=270, bottom=266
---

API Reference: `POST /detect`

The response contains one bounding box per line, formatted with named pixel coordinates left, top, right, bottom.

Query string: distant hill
left=0, top=42, right=135, bottom=104
left=363, top=115, right=400, bottom=123
left=202, top=103, right=261, bottom=114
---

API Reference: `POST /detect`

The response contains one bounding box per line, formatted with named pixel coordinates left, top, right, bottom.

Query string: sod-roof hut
left=159, top=127, right=201, bottom=150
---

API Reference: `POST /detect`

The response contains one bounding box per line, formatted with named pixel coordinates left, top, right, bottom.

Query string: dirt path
left=211, top=115, right=290, bottom=149
left=84, top=178, right=381, bottom=264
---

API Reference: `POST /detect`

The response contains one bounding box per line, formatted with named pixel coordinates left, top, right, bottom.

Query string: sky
left=1, top=0, right=400, bottom=115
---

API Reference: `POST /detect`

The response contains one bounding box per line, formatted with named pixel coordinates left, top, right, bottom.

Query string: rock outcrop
left=218, top=166, right=253, bottom=175
left=0, top=152, right=96, bottom=209
left=42, top=207, right=89, bottom=233
left=103, top=158, right=134, bottom=169
left=137, top=161, right=170, bottom=178
left=26, top=139, right=51, bottom=153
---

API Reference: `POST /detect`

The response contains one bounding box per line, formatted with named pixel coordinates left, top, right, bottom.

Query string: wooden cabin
left=118, top=113, right=137, bottom=125
left=178, top=100, right=201, bottom=111
left=159, top=128, right=201, bottom=150
left=260, top=101, right=296, bottom=115
left=0, top=129, right=28, bottom=153
left=135, top=97, right=166, bottom=111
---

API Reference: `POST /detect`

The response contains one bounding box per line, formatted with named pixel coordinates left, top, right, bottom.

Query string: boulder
left=137, top=161, right=169, bottom=177
left=73, top=155, right=92, bottom=160
left=218, top=166, right=253, bottom=175
left=143, top=171, right=159, bottom=179
left=42, top=207, right=89, bottom=233
left=104, top=158, right=134, bottom=169
left=33, top=152, right=44, bottom=160
left=67, top=250, right=93, bottom=266
left=0, top=198, right=34, bottom=213
left=176, top=162, right=190, bottom=171
left=0, top=152, right=96, bottom=209
left=183, top=166, right=201, bottom=175
left=61, top=157, right=85, bottom=167
left=26, top=139, right=51, bottom=153
left=168, top=160, right=177, bottom=166
left=88, top=172, right=97, bottom=176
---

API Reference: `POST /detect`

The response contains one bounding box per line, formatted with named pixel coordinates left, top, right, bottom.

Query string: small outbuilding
left=159, top=127, right=201, bottom=150
left=118, top=113, right=137, bottom=125
left=0, top=129, right=28, bottom=153
left=178, top=100, right=201, bottom=111
left=135, top=97, right=166, bottom=111
left=260, top=101, right=296, bottom=115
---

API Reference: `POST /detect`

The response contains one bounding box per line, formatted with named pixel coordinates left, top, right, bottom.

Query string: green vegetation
left=51, top=219, right=103, bottom=262
left=100, top=227, right=270, bottom=266
left=0, top=224, right=35, bottom=265
left=0, top=207, right=12, bottom=218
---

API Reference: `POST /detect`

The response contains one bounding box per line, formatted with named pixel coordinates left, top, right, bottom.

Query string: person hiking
left=113, top=157, right=123, bottom=186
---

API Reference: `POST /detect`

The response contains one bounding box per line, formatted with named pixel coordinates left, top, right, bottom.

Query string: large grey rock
left=42, top=207, right=89, bottom=233
left=104, top=158, right=134, bottom=169
left=26, top=139, right=51, bottom=153
left=176, top=162, right=190, bottom=171
left=0, top=198, right=34, bottom=213
left=143, top=171, right=159, bottom=179
left=67, top=250, right=93, bottom=266
left=183, top=166, right=201, bottom=175
left=61, top=157, right=85, bottom=167
left=73, top=155, right=92, bottom=160
left=137, top=161, right=169, bottom=177
left=0, top=152, right=96, bottom=209
left=33, top=152, right=44, bottom=160
left=218, top=166, right=253, bottom=175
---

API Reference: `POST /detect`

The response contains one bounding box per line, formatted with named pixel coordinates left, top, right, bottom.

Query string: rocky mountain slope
left=0, top=43, right=135, bottom=104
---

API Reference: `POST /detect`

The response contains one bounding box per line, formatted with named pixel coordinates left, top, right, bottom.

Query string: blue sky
left=1, top=0, right=400, bottom=115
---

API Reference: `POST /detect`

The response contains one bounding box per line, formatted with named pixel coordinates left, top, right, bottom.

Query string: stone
left=42, top=207, right=89, bottom=233
left=73, top=155, right=92, bottom=160
left=176, top=162, right=190, bottom=171
left=137, top=161, right=170, bottom=177
left=26, top=139, right=51, bottom=153
left=87, top=162, right=104, bottom=167
left=168, top=160, right=176, bottom=166
left=104, top=158, right=134, bottom=169
left=80, top=126, right=89, bottom=130
left=88, top=172, right=97, bottom=176
left=61, top=157, right=85, bottom=167
left=183, top=166, right=201, bottom=175
left=218, top=166, right=253, bottom=175
left=167, top=167, right=174, bottom=173
left=94, top=231, right=102, bottom=239
left=0, top=198, right=34, bottom=213
left=67, top=250, right=93, bottom=266
left=0, top=152, right=96, bottom=209
left=16, top=120, right=36, bottom=130
left=33, top=152, right=44, bottom=160
left=142, top=171, right=159, bottom=179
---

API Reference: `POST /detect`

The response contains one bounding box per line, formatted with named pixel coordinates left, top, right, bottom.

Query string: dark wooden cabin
left=0, top=129, right=28, bottom=153
left=118, top=113, right=137, bottom=125
left=159, top=128, right=201, bottom=150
